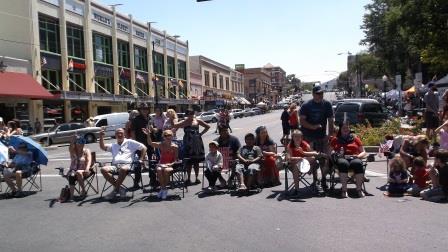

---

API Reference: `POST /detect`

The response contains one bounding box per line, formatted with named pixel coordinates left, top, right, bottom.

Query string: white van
left=93, top=112, right=129, bottom=137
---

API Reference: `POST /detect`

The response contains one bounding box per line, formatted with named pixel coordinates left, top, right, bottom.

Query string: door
left=52, top=124, right=72, bottom=143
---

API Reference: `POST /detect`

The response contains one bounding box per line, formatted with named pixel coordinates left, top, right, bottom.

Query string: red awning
left=0, top=72, right=55, bottom=99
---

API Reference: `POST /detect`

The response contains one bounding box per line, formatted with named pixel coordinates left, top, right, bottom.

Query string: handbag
left=59, top=185, right=71, bottom=203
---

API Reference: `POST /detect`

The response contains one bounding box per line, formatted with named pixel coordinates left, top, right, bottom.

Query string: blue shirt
left=12, top=152, right=33, bottom=171
left=299, top=99, right=333, bottom=139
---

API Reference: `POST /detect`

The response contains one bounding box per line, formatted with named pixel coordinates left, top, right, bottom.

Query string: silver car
left=196, top=111, right=219, bottom=123
left=31, top=123, right=101, bottom=146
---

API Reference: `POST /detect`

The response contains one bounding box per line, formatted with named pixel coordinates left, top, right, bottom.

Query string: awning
left=0, top=72, right=55, bottom=99
left=237, top=97, right=251, bottom=105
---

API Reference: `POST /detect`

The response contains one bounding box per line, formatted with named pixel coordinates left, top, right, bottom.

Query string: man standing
left=299, top=85, right=334, bottom=192
left=424, top=83, right=439, bottom=142
left=34, top=118, right=42, bottom=134
left=131, top=103, right=155, bottom=189
left=99, top=128, right=146, bottom=200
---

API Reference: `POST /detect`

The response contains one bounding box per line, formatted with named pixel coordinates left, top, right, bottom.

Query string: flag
left=136, top=72, right=145, bottom=82
left=119, top=67, right=125, bottom=78
left=178, top=80, right=184, bottom=88
left=41, top=57, right=47, bottom=66
left=67, top=59, right=74, bottom=72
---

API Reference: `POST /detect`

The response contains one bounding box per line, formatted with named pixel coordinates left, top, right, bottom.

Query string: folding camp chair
left=56, top=152, right=99, bottom=195
left=329, top=155, right=368, bottom=194
left=100, top=159, right=144, bottom=199
left=169, top=140, right=188, bottom=198
left=1, top=161, right=42, bottom=193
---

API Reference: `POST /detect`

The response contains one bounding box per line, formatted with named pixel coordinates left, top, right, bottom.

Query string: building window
left=93, top=33, right=112, bottom=64
left=204, top=70, right=210, bottom=86
left=95, top=76, right=113, bottom=94
left=41, top=69, right=62, bottom=91
left=212, top=73, right=217, bottom=88
left=39, top=15, right=60, bottom=53
left=117, top=40, right=129, bottom=68
left=155, top=76, right=166, bottom=98
left=225, top=77, right=229, bottom=90
left=134, top=45, right=147, bottom=71
left=119, top=78, right=131, bottom=95
left=167, top=56, right=175, bottom=78
left=153, top=52, right=164, bottom=75
left=219, top=75, right=223, bottom=89
left=178, top=60, right=187, bottom=80
left=67, top=25, right=84, bottom=58
left=69, top=72, right=85, bottom=91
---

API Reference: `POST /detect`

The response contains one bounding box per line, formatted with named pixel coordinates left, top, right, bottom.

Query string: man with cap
left=424, top=82, right=439, bottom=142
left=131, top=102, right=156, bottom=189
left=299, top=85, right=334, bottom=193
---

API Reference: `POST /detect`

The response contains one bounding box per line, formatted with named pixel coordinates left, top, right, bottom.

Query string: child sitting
left=236, top=133, right=262, bottom=191
left=421, top=150, right=448, bottom=202
left=204, top=141, right=225, bottom=191
left=387, top=156, right=410, bottom=195
left=406, top=157, right=429, bottom=196
left=3, top=143, right=33, bottom=197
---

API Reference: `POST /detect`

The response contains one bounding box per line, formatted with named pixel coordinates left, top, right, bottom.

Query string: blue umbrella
left=9, top=135, right=48, bottom=165
left=0, top=140, right=8, bottom=164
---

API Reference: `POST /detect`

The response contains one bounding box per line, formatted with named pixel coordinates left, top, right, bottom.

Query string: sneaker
left=289, top=189, right=299, bottom=197
left=161, top=189, right=168, bottom=200
left=104, top=190, right=116, bottom=200
left=341, top=190, right=348, bottom=198
left=119, top=188, right=126, bottom=199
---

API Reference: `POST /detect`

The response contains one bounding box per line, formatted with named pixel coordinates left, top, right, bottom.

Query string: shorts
left=303, top=136, right=330, bottom=154
left=108, top=164, right=131, bottom=173
left=425, top=111, right=439, bottom=129
left=3, top=167, right=32, bottom=178
left=236, top=163, right=260, bottom=176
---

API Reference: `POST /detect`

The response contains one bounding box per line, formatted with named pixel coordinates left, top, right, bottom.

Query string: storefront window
left=118, top=40, right=130, bottom=68
left=93, top=33, right=112, bottom=64
left=153, top=52, right=164, bottom=75
left=178, top=60, right=187, bottom=80
left=42, top=69, right=62, bottom=91
left=119, top=78, right=132, bottom=95
left=167, top=56, right=175, bottom=78
left=95, top=76, right=113, bottom=94
left=134, top=46, right=147, bottom=71
left=67, top=24, right=84, bottom=58
left=39, top=15, right=60, bottom=53
left=69, top=72, right=86, bottom=91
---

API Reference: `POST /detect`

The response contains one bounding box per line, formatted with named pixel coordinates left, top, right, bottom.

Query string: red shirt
left=330, top=136, right=363, bottom=156
left=288, top=140, right=311, bottom=157
left=289, top=111, right=298, bottom=127
left=413, top=167, right=429, bottom=188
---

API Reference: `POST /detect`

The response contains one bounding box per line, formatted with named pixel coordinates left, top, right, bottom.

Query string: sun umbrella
left=0, top=140, right=8, bottom=164
left=9, top=135, right=48, bottom=165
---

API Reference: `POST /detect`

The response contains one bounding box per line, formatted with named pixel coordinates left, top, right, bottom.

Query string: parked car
left=243, top=108, right=256, bottom=117
left=231, top=109, right=244, bottom=118
left=43, top=118, right=58, bottom=132
left=251, top=107, right=262, bottom=115
left=196, top=111, right=218, bottom=123
left=334, top=99, right=388, bottom=127
left=31, top=123, right=101, bottom=146
left=19, top=120, right=33, bottom=136
left=93, top=112, right=129, bottom=137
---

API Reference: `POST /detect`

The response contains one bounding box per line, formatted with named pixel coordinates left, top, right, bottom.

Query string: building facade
left=263, top=63, right=286, bottom=99
left=189, top=55, right=244, bottom=110
left=0, top=0, right=190, bottom=124
left=240, top=67, right=274, bottom=104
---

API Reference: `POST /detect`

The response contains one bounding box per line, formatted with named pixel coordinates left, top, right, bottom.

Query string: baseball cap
left=312, top=85, right=324, bottom=94
left=209, top=141, right=219, bottom=147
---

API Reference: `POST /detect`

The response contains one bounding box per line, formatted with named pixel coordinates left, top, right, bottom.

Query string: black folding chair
left=1, top=162, right=42, bottom=193
left=99, top=160, right=144, bottom=199
left=329, top=154, right=368, bottom=194
left=56, top=152, right=99, bottom=195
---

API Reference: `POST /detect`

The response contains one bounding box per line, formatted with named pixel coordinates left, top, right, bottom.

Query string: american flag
left=178, top=80, right=184, bottom=88
left=119, top=67, right=124, bottom=78
left=378, top=140, right=393, bottom=157
left=41, top=57, right=47, bottom=66
left=136, top=72, right=145, bottom=82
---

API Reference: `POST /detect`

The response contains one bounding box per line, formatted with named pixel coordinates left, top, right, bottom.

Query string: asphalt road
left=1, top=97, right=448, bottom=252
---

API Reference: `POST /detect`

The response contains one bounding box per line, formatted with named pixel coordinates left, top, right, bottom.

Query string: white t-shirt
left=106, top=139, right=145, bottom=165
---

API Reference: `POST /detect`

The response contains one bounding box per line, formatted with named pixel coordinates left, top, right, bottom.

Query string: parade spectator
left=151, top=107, right=166, bottom=142
left=440, top=89, right=448, bottom=121
left=299, top=85, right=334, bottom=192
left=423, top=83, right=439, bottom=142
left=173, top=109, right=210, bottom=185
left=288, top=103, right=299, bottom=131
left=214, top=125, right=241, bottom=186
left=2, top=143, right=33, bottom=197
left=99, top=128, right=146, bottom=200
left=330, top=122, right=367, bottom=198
left=5, top=120, right=23, bottom=137
left=163, top=109, right=178, bottom=139
left=131, top=103, right=154, bottom=189
left=237, top=133, right=263, bottom=191
left=255, top=126, right=280, bottom=187
left=280, top=106, right=290, bottom=144
left=400, top=135, right=429, bottom=171
left=125, top=110, right=139, bottom=138
left=287, top=130, right=320, bottom=196
left=204, top=141, right=224, bottom=191
left=421, top=150, right=448, bottom=202
left=406, top=157, right=429, bottom=196
left=67, top=135, right=92, bottom=200
left=34, top=118, right=42, bottom=134
left=143, top=128, right=178, bottom=200
left=435, top=119, right=448, bottom=150
left=387, top=156, right=410, bottom=195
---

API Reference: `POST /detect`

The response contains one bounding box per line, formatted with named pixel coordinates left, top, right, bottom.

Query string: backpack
left=59, top=185, right=71, bottom=203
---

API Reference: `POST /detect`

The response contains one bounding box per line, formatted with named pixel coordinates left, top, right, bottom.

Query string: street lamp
left=382, top=75, right=388, bottom=105
left=152, top=40, right=159, bottom=107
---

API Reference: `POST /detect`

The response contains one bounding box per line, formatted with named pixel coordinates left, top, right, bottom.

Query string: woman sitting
left=67, top=135, right=92, bottom=200
left=330, top=122, right=367, bottom=198
left=255, top=126, right=280, bottom=187
left=287, top=130, right=320, bottom=196
left=143, top=128, right=178, bottom=200
left=3, top=143, right=33, bottom=197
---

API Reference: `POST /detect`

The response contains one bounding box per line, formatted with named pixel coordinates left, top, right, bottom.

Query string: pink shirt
left=440, top=129, right=448, bottom=150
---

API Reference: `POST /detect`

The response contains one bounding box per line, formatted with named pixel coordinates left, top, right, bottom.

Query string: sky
left=99, top=0, right=371, bottom=82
